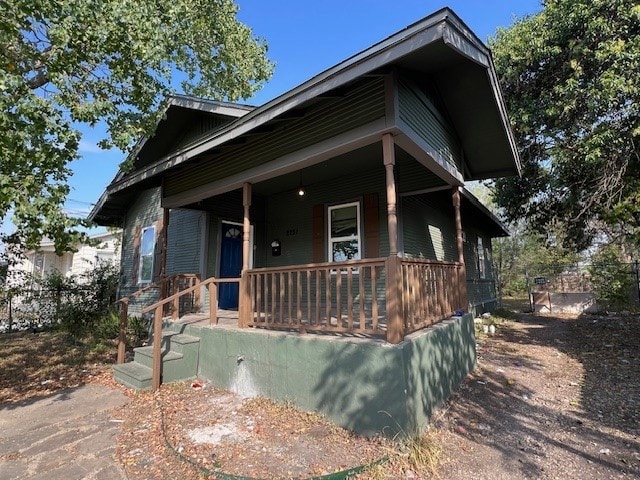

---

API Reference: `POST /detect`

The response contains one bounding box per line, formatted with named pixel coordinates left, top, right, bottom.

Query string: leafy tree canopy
left=0, top=0, right=273, bottom=254
left=490, top=0, right=640, bottom=252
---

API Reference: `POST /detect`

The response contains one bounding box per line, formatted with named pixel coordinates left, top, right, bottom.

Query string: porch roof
left=90, top=7, right=520, bottom=226
left=460, top=188, right=510, bottom=238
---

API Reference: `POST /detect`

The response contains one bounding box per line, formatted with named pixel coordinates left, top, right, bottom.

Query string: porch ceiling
left=189, top=143, right=436, bottom=201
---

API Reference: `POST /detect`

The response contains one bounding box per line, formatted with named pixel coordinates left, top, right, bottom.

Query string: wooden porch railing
left=115, top=273, right=201, bottom=365
left=113, top=259, right=465, bottom=389
left=245, top=257, right=466, bottom=341
left=140, top=276, right=240, bottom=390
left=246, top=258, right=387, bottom=336
left=401, top=258, right=464, bottom=335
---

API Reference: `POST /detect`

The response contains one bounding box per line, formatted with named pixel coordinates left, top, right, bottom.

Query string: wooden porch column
left=239, top=182, right=252, bottom=328
left=452, top=187, right=468, bottom=311
left=383, top=133, right=403, bottom=344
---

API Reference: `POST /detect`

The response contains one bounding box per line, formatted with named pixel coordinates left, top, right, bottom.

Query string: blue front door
left=219, top=222, right=242, bottom=309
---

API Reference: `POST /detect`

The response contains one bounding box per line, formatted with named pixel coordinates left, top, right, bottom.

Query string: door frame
left=217, top=220, right=254, bottom=276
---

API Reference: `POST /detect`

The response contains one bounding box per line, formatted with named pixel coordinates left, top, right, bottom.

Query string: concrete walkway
left=0, top=384, right=129, bottom=479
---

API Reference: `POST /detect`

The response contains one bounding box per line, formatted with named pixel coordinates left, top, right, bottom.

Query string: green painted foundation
left=167, top=313, right=476, bottom=437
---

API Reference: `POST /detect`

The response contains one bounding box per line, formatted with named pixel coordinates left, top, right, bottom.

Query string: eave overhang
left=91, top=7, right=520, bottom=225
left=461, top=188, right=510, bottom=237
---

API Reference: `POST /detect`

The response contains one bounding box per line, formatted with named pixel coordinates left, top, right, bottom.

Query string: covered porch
left=141, top=129, right=469, bottom=345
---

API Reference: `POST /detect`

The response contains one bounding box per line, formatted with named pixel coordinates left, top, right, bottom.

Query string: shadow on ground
left=441, top=312, right=640, bottom=478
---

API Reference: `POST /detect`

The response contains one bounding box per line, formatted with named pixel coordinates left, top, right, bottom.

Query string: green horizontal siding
left=398, top=77, right=462, bottom=172
left=120, top=187, right=163, bottom=312
left=166, top=209, right=206, bottom=275
left=396, top=156, right=448, bottom=193
left=174, top=115, right=230, bottom=151
left=264, top=168, right=388, bottom=268
left=463, top=228, right=497, bottom=309
left=165, top=77, right=386, bottom=198
left=401, top=195, right=457, bottom=262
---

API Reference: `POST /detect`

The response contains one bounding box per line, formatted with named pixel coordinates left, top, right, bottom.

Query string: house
left=7, top=231, right=120, bottom=284
left=90, top=8, right=518, bottom=436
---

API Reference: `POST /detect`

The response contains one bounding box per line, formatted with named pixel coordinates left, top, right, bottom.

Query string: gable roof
left=91, top=7, right=520, bottom=225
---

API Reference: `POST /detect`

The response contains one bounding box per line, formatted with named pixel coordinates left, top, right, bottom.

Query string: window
left=328, top=202, right=361, bottom=262
left=138, top=225, right=155, bottom=283
left=477, top=236, right=486, bottom=279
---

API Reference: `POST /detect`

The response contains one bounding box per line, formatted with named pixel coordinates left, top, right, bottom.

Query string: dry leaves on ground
left=115, top=383, right=395, bottom=480
left=0, top=331, right=115, bottom=404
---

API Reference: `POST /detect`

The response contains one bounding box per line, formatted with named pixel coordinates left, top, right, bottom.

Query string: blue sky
left=66, top=0, right=542, bottom=227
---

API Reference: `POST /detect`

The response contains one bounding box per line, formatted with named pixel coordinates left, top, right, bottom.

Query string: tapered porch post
left=452, top=187, right=468, bottom=311
left=383, top=133, right=403, bottom=344
left=239, top=182, right=252, bottom=328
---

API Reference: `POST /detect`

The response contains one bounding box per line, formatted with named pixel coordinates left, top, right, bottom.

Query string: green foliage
left=588, top=245, right=636, bottom=310
left=54, top=260, right=121, bottom=337
left=126, top=315, right=149, bottom=346
left=490, top=0, right=640, bottom=252
left=0, top=0, right=273, bottom=253
left=494, top=222, right=583, bottom=296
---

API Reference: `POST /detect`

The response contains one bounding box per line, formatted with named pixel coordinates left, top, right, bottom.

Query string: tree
left=494, top=221, right=582, bottom=296
left=490, top=0, right=640, bottom=252
left=0, top=0, right=273, bottom=254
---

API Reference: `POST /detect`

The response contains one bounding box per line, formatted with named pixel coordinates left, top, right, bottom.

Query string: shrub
left=588, top=246, right=635, bottom=311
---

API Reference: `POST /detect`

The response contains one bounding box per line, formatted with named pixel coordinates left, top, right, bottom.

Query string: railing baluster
left=371, top=266, right=378, bottom=332
left=271, top=273, right=276, bottom=324
left=306, top=270, right=311, bottom=326
left=296, top=271, right=302, bottom=326
left=279, top=272, right=285, bottom=324
left=347, top=268, right=353, bottom=329
left=287, top=272, right=293, bottom=325
left=336, top=268, right=342, bottom=328
left=325, top=267, right=332, bottom=326
left=358, top=266, right=365, bottom=330
left=315, top=270, right=321, bottom=326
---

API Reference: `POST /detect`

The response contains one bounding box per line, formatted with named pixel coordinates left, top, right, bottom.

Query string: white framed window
left=328, top=202, right=361, bottom=262
left=138, top=225, right=156, bottom=284
left=477, top=236, right=486, bottom=279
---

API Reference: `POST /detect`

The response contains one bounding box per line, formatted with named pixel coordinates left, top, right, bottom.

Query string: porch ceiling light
left=297, top=171, right=306, bottom=197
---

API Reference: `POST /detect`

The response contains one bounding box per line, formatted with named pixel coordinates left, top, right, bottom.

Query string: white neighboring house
left=9, top=231, right=121, bottom=282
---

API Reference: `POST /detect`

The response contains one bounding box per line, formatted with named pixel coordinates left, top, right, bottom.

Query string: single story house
left=91, top=8, right=518, bottom=436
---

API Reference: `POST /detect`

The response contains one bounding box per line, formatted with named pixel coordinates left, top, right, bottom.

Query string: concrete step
left=133, top=344, right=197, bottom=384
left=161, top=333, right=200, bottom=353
left=114, top=332, right=201, bottom=390
left=113, top=362, right=152, bottom=390
left=134, top=345, right=182, bottom=368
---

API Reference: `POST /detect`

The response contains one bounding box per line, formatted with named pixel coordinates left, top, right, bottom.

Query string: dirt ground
left=1, top=308, right=639, bottom=479
left=436, top=311, right=640, bottom=479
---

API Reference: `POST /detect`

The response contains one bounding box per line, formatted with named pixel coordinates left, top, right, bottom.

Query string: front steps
left=113, top=332, right=200, bottom=390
